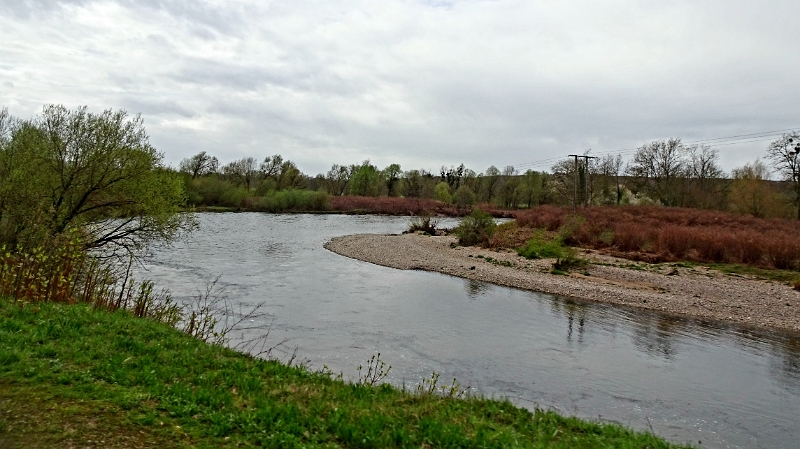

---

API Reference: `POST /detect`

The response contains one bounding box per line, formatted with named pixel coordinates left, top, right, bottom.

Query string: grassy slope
left=0, top=299, right=689, bottom=448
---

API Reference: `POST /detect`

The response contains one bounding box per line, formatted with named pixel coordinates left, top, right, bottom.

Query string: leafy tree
left=400, top=169, right=424, bottom=198
left=434, top=181, right=452, bottom=204
left=349, top=161, right=385, bottom=197
left=729, top=159, right=788, bottom=218
left=179, top=151, right=219, bottom=179
left=766, top=132, right=800, bottom=218
left=0, top=105, right=194, bottom=256
left=520, top=170, right=545, bottom=207
left=480, top=166, right=501, bottom=203
left=382, top=163, right=402, bottom=197
left=452, top=185, right=476, bottom=210
left=498, top=166, right=521, bottom=208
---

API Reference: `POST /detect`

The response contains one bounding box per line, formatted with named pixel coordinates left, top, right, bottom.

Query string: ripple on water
left=134, top=213, right=800, bottom=449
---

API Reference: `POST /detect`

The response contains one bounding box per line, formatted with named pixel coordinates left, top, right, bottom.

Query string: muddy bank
left=325, top=233, right=800, bottom=334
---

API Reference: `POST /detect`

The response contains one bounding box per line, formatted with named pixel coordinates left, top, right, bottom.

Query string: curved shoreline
left=325, top=233, right=800, bottom=334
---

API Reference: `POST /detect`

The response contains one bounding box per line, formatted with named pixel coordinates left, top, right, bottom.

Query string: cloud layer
left=2, top=0, right=799, bottom=174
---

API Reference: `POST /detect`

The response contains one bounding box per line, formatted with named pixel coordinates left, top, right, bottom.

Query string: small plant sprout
left=416, top=371, right=469, bottom=398
left=356, top=353, right=391, bottom=386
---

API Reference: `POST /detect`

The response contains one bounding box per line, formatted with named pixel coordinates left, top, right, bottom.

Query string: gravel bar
left=325, top=233, right=800, bottom=334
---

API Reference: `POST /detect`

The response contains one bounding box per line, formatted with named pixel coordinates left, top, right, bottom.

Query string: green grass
left=677, top=262, right=800, bottom=285
left=516, top=231, right=570, bottom=260
left=0, top=299, right=690, bottom=448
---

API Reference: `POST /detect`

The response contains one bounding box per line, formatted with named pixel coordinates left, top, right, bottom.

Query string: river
left=135, top=213, right=800, bottom=449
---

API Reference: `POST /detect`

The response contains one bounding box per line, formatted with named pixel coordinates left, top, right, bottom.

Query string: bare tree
left=324, top=164, right=351, bottom=196
left=687, top=144, right=725, bottom=208
left=626, top=138, right=689, bottom=206
left=222, top=157, right=259, bottom=190
left=260, top=154, right=283, bottom=179
left=598, top=154, right=623, bottom=205
left=766, top=132, right=800, bottom=218
left=179, top=151, right=219, bottom=179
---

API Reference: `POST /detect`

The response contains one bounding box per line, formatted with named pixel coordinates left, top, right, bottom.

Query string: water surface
left=136, top=213, right=800, bottom=449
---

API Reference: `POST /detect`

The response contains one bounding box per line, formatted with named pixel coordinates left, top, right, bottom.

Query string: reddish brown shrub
left=329, top=196, right=515, bottom=217
left=515, top=205, right=800, bottom=269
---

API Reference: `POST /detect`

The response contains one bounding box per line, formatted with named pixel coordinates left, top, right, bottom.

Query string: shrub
left=453, top=185, right=477, bottom=210
left=516, top=230, right=569, bottom=260
left=454, top=209, right=496, bottom=246
left=252, top=189, right=331, bottom=212
left=514, top=205, right=800, bottom=269
left=407, top=214, right=439, bottom=234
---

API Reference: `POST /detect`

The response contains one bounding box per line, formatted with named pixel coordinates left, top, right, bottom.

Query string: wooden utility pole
left=568, top=155, right=579, bottom=211
left=567, top=154, right=597, bottom=209
left=581, top=155, right=597, bottom=207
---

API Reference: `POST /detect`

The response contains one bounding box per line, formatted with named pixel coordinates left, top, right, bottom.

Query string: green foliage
left=452, top=185, right=477, bottom=209
left=349, top=162, right=385, bottom=197
left=247, top=189, right=330, bottom=213
left=0, top=300, right=688, bottom=448
left=516, top=230, right=569, bottom=260
left=454, top=209, right=497, bottom=246
left=434, top=181, right=452, bottom=204
left=0, top=105, right=193, bottom=256
left=0, top=235, right=180, bottom=325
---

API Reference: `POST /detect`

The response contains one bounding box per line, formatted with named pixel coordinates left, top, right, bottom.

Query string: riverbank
left=325, top=233, right=800, bottom=334
left=0, top=299, right=687, bottom=448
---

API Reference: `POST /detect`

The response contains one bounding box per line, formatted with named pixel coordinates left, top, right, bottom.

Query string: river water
left=135, top=213, right=800, bottom=449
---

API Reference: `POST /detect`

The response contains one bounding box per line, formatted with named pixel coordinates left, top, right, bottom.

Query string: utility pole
left=582, top=155, right=597, bottom=207
left=568, top=155, right=579, bottom=211
left=567, top=154, right=597, bottom=209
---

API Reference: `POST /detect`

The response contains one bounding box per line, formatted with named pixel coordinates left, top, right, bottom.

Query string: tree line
left=179, top=133, right=800, bottom=219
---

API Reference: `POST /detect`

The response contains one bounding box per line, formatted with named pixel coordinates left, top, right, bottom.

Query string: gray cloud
left=1, top=0, right=799, bottom=175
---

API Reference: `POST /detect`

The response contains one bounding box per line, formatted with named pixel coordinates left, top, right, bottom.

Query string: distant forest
left=179, top=133, right=800, bottom=219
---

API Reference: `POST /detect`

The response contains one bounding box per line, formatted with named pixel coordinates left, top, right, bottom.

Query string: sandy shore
left=325, top=233, right=800, bottom=334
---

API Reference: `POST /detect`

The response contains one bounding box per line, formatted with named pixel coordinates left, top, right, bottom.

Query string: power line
left=512, top=127, right=800, bottom=171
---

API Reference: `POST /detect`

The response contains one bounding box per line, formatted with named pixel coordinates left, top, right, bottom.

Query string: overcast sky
left=2, top=0, right=799, bottom=176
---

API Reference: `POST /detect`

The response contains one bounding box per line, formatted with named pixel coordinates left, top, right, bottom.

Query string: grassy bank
left=0, top=299, right=688, bottom=448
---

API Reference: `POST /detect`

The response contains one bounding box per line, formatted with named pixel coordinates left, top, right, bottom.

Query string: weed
left=356, top=353, right=391, bottom=386
left=416, top=372, right=470, bottom=398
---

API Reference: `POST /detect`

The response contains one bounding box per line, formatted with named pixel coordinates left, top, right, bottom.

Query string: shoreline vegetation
left=325, top=207, right=800, bottom=333
left=0, top=300, right=689, bottom=448
left=3, top=105, right=797, bottom=446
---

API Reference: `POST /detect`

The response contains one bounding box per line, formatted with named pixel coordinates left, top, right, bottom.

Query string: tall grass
left=0, top=234, right=268, bottom=345
left=0, top=235, right=180, bottom=323
left=514, top=205, right=800, bottom=268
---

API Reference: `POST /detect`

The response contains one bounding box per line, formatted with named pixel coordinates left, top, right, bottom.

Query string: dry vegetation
left=508, top=205, right=800, bottom=269
left=329, top=196, right=515, bottom=217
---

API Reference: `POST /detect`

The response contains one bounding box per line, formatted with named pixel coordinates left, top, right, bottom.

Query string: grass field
left=0, top=298, right=689, bottom=448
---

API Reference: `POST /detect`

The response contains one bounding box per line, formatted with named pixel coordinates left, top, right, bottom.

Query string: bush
left=515, top=205, right=800, bottom=269
left=407, top=214, right=439, bottom=234
left=249, top=189, right=330, bottom=212
left=516, top=230, right=569, bottom=259
left=454, top=209, right=496, bottom=246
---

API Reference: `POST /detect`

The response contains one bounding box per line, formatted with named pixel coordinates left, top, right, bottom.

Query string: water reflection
left=464, top=279, right=491, bottom=299
left=630, top=315, right=685, bottom=360
left=136, top=213, right=800, bottom=449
